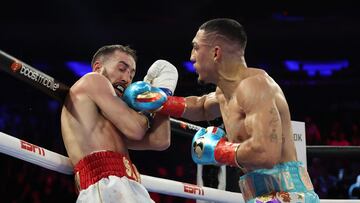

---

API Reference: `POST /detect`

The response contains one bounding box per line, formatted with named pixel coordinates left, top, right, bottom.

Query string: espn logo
left=183, top=183, right=204, bottom=196
left=20, top=140, right=45, bottom=156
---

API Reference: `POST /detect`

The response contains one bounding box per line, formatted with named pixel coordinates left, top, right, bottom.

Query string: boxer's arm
left=125, top=114, right=171, bottom=150
left=234, top=77, right=282, bottom=169
left=141, top=59, right=220, bottom=120
left=125, top=60, right=178, bottom=150
left=78, top=73, right=149, bottom=140
left=181, top=92, right=221, bottom=121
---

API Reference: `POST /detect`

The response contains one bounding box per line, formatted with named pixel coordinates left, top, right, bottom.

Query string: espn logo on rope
left=183, top=183, right=204, bottom=196
left=20, top=140, right=45, bottom=156
left=10, top=61, right=60, bottom=91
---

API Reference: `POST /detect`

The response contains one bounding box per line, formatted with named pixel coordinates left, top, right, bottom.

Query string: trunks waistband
left=74, top=151, right=140, bottom=191
left=238, top=161, right=314, bottom=202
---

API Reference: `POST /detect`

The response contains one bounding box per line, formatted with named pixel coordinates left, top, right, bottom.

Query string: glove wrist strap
left=138, top=111, right=155, bottom=129
left=158, top=96, right=186, bottom=118
left=214, top=139, right=244, bottom=169
left=159, top=87, right=173, bottom=96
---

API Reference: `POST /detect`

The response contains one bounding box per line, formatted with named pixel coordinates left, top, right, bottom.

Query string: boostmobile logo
left=10, top=61, right=59, bottom=91
left=10, top=61, right=22, bottom=72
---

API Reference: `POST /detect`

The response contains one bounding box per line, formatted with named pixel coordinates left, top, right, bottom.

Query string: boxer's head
left=190, top=18, right=247, bottom=85
left=91, top=45, right=137, bottom=96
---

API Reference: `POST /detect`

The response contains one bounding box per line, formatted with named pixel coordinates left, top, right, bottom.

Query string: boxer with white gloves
left=61, top=45, right=172, bottom=203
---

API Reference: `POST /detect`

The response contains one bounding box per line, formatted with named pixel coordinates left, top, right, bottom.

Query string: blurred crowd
left=304, top=113, right=360, bottom=199
left=305, top=115, right=360, bottom=146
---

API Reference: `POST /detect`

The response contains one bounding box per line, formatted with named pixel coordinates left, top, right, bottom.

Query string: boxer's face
left=190, top=30, right=217, bottom=84
left=97, top=50, right=136, bottom=97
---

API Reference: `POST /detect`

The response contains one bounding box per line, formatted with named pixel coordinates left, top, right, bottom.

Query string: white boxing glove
left=143, top=60, right=178, bottom=96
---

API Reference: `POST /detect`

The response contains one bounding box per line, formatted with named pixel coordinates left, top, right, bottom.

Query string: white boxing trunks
left=74, top=151, right=154, bottom=203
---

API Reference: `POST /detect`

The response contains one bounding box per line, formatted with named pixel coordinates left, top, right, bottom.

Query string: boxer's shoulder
left=81, top=72, right=108, bottom=84
left=66, top=73, right=115, bottom=107
left=71, top=73, right=111, bottom=93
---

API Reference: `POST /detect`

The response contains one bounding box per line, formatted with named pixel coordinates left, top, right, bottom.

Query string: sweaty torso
left=216, top=68, right=297, bottom=166
left=61, top=78, right=128, bottom=166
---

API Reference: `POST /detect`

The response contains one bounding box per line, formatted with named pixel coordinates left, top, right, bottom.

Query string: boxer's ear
left=93, top=61, right=102, bottom=73
left=213, top=46, right=221, bottom=62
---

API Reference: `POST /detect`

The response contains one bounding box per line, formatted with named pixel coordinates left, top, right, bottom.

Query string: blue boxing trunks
left=239, top=161, right=319, bottom=203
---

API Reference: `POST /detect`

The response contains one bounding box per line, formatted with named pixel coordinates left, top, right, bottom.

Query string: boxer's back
left=270, top=75, right=298, bottom=163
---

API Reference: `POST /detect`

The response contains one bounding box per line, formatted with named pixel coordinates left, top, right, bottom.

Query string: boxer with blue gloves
left=123, top=60, right=186, bottom=118
left=150, top=18, right=320, bottom=202
left=192, top=126, right=241, bottom=168
left=122, top=81, right=168, bottom=112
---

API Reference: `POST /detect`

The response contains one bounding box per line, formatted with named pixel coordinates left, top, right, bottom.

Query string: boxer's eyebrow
left=119, top=61, right=129, bottom=67
left=118, top=60, right=135, bottom=78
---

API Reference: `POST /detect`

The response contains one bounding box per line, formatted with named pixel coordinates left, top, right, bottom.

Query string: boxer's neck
left=217, top=58, right=247, bottom=99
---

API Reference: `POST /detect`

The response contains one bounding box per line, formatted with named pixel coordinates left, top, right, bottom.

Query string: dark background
left=1, top=1, right=360, bottom=119
left=1, top=1, right=360, bottom=202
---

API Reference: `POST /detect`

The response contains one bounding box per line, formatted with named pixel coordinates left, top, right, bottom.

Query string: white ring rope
left=0, top=131, right=358, bottom=202
left=0, top=131, right=244, bottom=202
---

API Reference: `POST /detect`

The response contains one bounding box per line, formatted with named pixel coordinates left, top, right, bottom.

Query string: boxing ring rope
left=0, top=131, right=244, bottom=202
left=1, top=50, right=360, bottom=202
left=1, top=129, right=360, bottom=203
left=170, top=118, right=360, bottom=158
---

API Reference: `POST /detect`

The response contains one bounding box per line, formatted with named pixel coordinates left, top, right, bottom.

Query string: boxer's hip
left=239, top=161, right=319, bottom=202
left=74, top=150, right=140, bottom=191
left=76, top=176, right=154, bottom=203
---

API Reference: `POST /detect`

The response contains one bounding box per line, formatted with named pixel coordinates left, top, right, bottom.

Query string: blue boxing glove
left=192, top=126, right=241, bottom=167
left=122, top=81, right=167, bottom=111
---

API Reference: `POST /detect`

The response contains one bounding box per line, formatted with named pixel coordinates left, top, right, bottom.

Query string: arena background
left=1, top=1, right=360, bottom=202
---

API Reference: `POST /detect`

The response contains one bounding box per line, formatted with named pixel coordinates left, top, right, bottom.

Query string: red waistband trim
left=74, top=151, right=140, bottom=191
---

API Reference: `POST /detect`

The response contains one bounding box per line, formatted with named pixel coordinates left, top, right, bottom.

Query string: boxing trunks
left=74, top=151, right=154, bottom=203
left=239, top=161, right=320, bottom=203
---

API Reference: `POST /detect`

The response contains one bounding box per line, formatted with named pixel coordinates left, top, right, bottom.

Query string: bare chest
left=218, top=95, right=250, bottom=142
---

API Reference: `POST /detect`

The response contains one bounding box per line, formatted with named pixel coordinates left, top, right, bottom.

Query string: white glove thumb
left=143, top=60, right=178, bottom=94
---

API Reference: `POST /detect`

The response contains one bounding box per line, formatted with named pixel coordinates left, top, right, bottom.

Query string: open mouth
left=113, top=84, right=125, bottom=96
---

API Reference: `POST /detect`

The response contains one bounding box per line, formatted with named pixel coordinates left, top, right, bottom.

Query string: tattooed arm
left=234, top=75, right=283, bottom=170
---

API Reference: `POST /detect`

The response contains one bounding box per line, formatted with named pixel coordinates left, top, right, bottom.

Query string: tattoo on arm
left=270, top=130, right=278, bottom=142
left=269, top=107, right=280, bottom=142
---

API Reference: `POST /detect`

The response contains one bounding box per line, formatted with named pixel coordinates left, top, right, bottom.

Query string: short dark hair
left=199, top=18, right=247, bottom=50
left=91, top=44, right=137, bottom=67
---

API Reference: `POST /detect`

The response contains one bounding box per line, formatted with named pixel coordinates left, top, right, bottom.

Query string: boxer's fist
left=192, top=127, right=240, bottom=167
left=142, top=60, right=185, bottom=118
left=192, top=127, right=225, bottom=165
left=143, top=60, right=178, bottom=96
left=122, top=81, right=167, bottom=111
